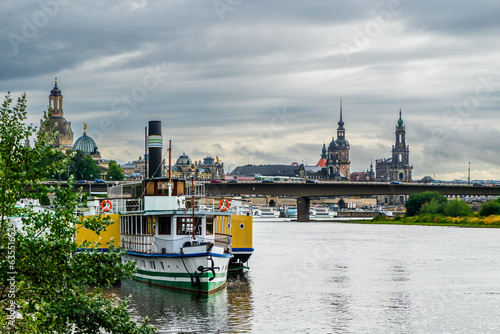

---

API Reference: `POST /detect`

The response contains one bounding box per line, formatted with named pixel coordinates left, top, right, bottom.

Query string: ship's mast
left=192, top=177, right=196, bottom=240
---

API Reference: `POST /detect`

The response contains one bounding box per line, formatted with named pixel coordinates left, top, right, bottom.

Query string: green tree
left=70, top=149, right=102, bottom=181
left=0, top=94, right=156, bottom=333
left=405, top=191, right=447, bottom=216
left=420, top=198, right=446, bottom=215
left=479, top=201, right=500, bottom=216
left=443, top=199, right=472, bottom=217
left=107, top=160, right=125, bottom=181
left=39, top=148, right=67, bottom=180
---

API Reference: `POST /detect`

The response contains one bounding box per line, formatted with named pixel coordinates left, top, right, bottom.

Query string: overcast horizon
left=1, top=0, right=500, bottom=181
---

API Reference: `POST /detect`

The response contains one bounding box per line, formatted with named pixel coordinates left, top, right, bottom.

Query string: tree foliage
left=0, top=93, right=156, bottom=333
left=420, top=198, right=446, bottom=215
left=107, top=160, right=125, bottom=181
left=479, top=200, right=500, bottom=217
left=40, top=149, right=67, bottom=180
left=405, top=191, right=448, bottom=216
left=69, top=149, right=102, bottom=181
left=443, top=199, right=472, bottom=217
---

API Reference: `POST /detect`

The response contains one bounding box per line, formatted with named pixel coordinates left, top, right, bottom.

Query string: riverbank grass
left=357, top=214, right=500, bottom=228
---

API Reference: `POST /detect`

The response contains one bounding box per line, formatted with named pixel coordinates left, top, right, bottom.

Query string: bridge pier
left=297, top=197, right=310, bottom=222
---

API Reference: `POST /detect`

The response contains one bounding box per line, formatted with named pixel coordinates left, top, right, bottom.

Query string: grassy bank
left=350, top=214, right=500, bottom=228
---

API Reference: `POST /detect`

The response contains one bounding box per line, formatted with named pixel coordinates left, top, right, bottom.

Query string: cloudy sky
left=1, top=0, right=499, bottom=180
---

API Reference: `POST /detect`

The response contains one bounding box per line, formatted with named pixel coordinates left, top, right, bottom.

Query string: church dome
left=73, top=132, right=99, bottom=155
left=176, top=153, right=192, bottom=166
left=328, top=139, right=337, bottom=151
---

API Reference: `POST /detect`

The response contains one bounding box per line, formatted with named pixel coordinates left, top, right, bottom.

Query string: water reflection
left=105, top=222, right=500, bottom=333
left=385, top=265, right=412, bottom=333
left=109, top=273, right=254, bottom=333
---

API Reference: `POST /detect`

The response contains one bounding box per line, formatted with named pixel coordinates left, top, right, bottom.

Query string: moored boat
left=310, top=206, right=337, bottom=218
left=259, top=206, right=280, bottom=218
left=282, top=206, right=297, bottom=218
left=76, top=121, right=253, bottom=292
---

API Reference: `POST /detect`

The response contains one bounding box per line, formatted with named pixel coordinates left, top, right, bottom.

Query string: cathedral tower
left=325, top=99, right=350, bottom=179
left=389, top=109, right=412, bottom=181
left=41, top=78, right=74, bottom=152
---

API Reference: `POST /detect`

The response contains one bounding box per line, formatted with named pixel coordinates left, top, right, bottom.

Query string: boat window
left=176, top=217, right=202, bottom=235
left=158, top=216, right=172, bottom=235
left=145, top=181, right=155, bottom=196
left=157, top=181, right=169, bottom=195
left=206, top=217, right=213, bottom=235
left=141, top=216, right=148, bottom=234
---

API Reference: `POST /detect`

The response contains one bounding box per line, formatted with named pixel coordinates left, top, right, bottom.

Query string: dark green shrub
left=479, top=201, right=500, bottom=216
left=405, top=192, right=447, bottom=216
left=443, top=199, right=472, bottom=217
left=420, top=198, right=446, bottom=215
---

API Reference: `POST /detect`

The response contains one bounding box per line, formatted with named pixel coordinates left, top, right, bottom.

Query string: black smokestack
left=148, top=120, right=163, bottom=178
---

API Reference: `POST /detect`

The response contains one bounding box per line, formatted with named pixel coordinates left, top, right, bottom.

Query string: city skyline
left=1, top=1, right=499, bottom=180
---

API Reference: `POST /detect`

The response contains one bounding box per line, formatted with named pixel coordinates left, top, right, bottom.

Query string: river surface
left=111, top=220, right=500, bottom=333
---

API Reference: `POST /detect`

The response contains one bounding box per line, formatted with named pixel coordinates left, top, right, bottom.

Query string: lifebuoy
left=219, top=199, right=230, bottom=211
left=100, top=199, right=112, bottom=212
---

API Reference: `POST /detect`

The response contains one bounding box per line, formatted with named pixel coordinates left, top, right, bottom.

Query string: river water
left=112, top=220, right=500, bottom=333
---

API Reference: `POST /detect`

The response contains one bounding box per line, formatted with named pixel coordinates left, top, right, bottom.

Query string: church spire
left=321, top=143, right=327, bottom=159
left=338, top=98, right=344, bottom=130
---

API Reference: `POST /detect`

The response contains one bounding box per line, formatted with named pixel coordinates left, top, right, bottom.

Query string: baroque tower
left=41, top=78, right=74, bottom=152
left=325, top=99, right=350, bottom=180
left=389, top=109, right=412, bottom=181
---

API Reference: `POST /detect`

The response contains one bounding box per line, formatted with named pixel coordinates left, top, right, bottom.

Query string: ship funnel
left=148, top=120, right=163, bottom=178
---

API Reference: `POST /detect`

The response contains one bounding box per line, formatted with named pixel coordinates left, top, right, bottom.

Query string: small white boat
left=283, top=206, right=297, bottom=218
left=310, top=206, right=337, bottom=218
left=259, top=206, right=280, bottom=218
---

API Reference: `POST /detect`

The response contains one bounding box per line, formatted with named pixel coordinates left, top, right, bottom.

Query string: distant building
left=350, top=161, right=376, bottom=182
left=230, top=164, right=300, bottom=178
left=40, top=78, right=74, bottom=152
left=324, top=99, right=350, bottom=180
left=376, top=109, right=413, bottom=182
left=196, top=156, right=224, bottom=180
left=165, top=153, right=224, bottom=180
left=122, top=154, right=165, bottom=180
left=73, top=123, right=101, bottom=159
left=72, top=123, right=111, bottom=178
left=376, top=110, right=413, bottom=205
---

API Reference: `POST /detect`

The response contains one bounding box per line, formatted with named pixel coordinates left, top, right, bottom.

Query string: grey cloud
left=2, top=0, right=500, bottom=180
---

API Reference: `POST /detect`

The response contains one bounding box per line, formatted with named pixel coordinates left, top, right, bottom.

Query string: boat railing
left=214, top=233, right=232, bottom=253
left=185, top=181, right=206, bottom=197
left=121, top=234, right=155, bottom=253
